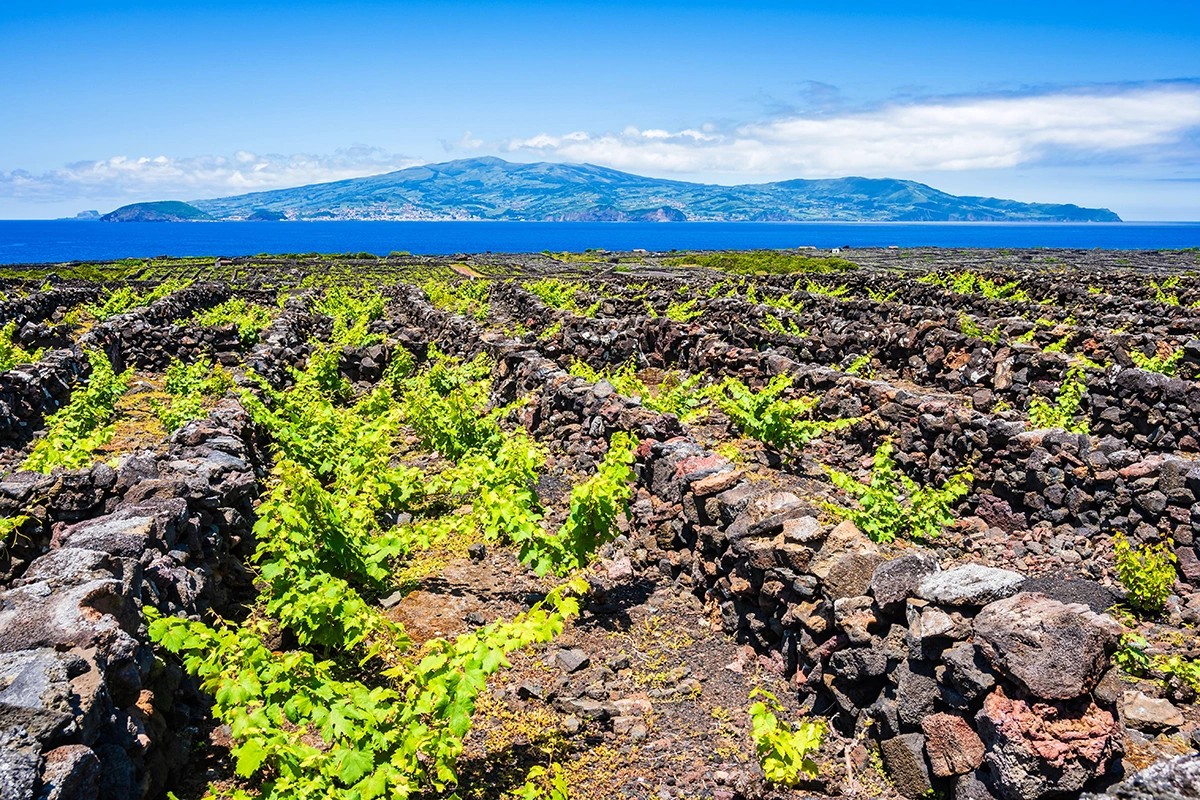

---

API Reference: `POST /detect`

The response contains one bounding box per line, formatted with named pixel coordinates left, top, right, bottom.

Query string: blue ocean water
left=1, top=220, right=1198, bottom=264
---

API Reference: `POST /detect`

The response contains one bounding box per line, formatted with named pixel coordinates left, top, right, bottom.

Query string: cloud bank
left=500, top=83, right=1200, bottom=178
left=3, top=83, right=1199, bottom=213
left=0, top=146, right=420, bottom=203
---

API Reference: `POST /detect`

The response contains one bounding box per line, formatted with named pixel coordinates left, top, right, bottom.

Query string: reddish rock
left=39, top=744, right=101, bottom=800
left=1119, top=456, right=1164, bottom=481
left=1175, top=544, right=1200, bottom=584
left=674, top=453, right=730, bottom=480
left=921, top=713, right=985, bottom=777
left=691, top=469, right=743, bottom=497
left=975, top=686, right=1122, bottom=800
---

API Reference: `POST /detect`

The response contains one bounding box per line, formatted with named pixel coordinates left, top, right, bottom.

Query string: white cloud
left=5, top=83, right=1200, bottom=217
left=0, top=145, right=420, bottom=203
left=500, top=83, right=1200, bottom=179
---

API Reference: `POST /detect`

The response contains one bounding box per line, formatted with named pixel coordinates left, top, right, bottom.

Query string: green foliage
left=87, top=279, right=191, bottom=320
left=1113, top=633, right=1154, bottom=676
left=1028, top=365, right=1089, bottom=433
left=523, top=279, right=581, bottom=311
left=314, top=286, right=386, bottom=347
left=152, top=357, right=234, bottom=431
left=147, top=580, right=583, bottom=800
left=949, top=272, right=977, bottom=294
left=23, top=350, right=131, bottom=472
left=668, top=250, right=855, bottom=275
left=1155, top=654, right=1200, bottom=694
left=866, top=287, right=899, bottom=303
left=513, top=763, right=570, bottom=800
left=190, top=298, right=277, bottom=345
left=825, top=441, right=972, bottom=544
left=1043, top=333, right=1073, bottom=353
left=761, top=313, right=805, bottom=337
left=959, top=315, right=1002, bottom=344
left=240, top=349, right=440, bottom=655
left=923, top=271, right=1031, bottom=302
left=176, top=333, right=597, bottom=799
left=1112, top=533, right=1177, bottom=616
left=845, top=353, right=874, bottom=378
left=1114, top=634, right=1200, bottom=693
left=400, top=347, right=501, bottom=460
left=568, top=359, right=706, bottom=421
left=1149, top=277, right=1181, bottom=305
left=436, top=429, right=547, bottom=551
left=383, top=347, right=416, bottom=391
left=0, top=514, right=32, bottom=556
left=803, top=280, right=849, bottom=297
left=705, top=374, right=855, bottom=450
left=538, top=321, right=563, bottom=340
left=519, top=433, right=636, bottom=577
left=760, top=292, right=804, bottom=313
left=1129, top=346, right=1183, bottom=376
left=977, top=276, right=1032, bottom=303
left=665, top=298, right=703, bottom=321
left=748, top=689, right=825, bottom=786
left=424, top=280, right=490, bottom=322
left=0, top=322, right=43, bottom=371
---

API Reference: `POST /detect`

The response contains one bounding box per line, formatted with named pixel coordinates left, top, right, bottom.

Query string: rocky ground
left=0, top=247, right=1198, bottom=800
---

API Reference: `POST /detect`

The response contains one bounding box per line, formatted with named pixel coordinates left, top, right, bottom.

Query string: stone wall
left=78, top=284, right=238, bottom=373
left=471, top=285, right=1200, bottom=584
left=0, top=350, right=90, bottom=452
left=0, top=402, right=260, bottom=800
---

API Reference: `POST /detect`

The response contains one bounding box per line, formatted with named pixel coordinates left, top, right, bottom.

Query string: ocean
left=1, top=220, right=1198, bottom=264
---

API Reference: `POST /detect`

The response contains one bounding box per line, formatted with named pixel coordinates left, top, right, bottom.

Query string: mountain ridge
left=105, top=157, right=1121, bottom=222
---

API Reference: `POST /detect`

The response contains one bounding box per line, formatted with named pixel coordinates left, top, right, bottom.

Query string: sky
left=1, top=1, right=1199, bottom=220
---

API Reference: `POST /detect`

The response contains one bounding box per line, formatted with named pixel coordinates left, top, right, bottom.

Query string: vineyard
left=0, top=246, right=1198, bottom=800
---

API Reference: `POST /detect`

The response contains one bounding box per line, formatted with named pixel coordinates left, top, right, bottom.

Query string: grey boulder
left=973, top=592, right=1122, bottom=699
left=0, top=746, right=38, bottom=800
left=917, top=564, right=1025, bottom=606
left=1080, top=753, right=1200, bottom=800
left=871, top=551, right=941, bottom=609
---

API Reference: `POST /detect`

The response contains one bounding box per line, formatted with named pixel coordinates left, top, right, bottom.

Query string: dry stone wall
left=0, top=402, right=260, bottom=800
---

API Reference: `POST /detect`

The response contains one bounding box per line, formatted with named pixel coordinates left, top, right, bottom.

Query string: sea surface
left=1, top=220, right=1198, bottom=264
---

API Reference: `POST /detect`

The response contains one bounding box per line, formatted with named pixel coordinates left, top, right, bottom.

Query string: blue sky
left=2, top=1, right=1199, bottom=219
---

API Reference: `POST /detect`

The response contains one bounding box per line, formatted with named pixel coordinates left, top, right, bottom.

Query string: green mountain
left=157, top=157, right=1118, bottom=222
left=101, top=201, right=212, bottom=222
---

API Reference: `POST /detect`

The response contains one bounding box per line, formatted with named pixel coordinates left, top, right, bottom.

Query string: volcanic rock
left=972, top=592, right=1122, bottom=699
